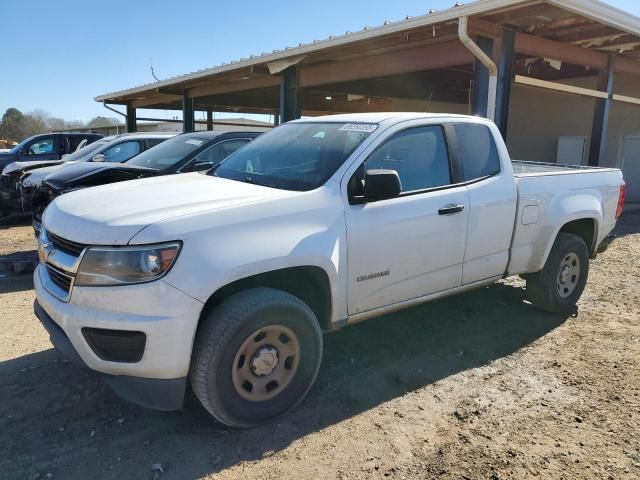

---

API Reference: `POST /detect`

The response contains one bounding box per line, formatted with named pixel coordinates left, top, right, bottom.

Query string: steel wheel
left=556, top=252, right=581, bottom=298
left=231, top=324, right=300, bottom=402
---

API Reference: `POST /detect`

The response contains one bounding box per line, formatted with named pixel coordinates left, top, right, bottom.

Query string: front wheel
left=526, top=232, right=589, bottom=314
left=189, top=287, right=323, bottom=428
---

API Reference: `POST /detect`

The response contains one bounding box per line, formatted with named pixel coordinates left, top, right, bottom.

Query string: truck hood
left=43, top=173, right=290, bottom=244
left=22, top=163, right=75, bottom=188
left=2, top=159, right=65, bottom=176
left=44, top=161, right=158, bottom=192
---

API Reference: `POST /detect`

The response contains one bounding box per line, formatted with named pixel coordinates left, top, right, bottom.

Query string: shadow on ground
left=0, top=215, right=30, bottom=229
left=613, top=209, right=640, bottom=237
left=0, top=273, right=34, bottom=293
left=0, top=281, right=569, bottom=480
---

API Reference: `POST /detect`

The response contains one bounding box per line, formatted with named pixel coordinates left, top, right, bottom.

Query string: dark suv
left=0, top=132, right=103, bottom=171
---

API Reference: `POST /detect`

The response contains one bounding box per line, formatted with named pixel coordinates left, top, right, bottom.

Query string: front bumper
left=34, top=300, right=187, bottom=410
left=0, top=174, right=22, bottom=213
left=33, top=265, right=204, bottom=410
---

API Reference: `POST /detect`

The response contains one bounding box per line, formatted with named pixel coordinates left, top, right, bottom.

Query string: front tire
left=526, top=233, right=589, bottom=314
left=189, top=287, right=323, bottom=428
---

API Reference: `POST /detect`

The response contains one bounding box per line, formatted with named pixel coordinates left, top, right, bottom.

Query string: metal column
left=495, top=28, right=515, bottom=139
left=588, top=56, right=615, bottom=167
left=471, top=36, right=494, bottom=118
left=126, top=104, right=137, bottom=133
left=206, top=110, right=213, bottom=131
left=183, top=94, right=194, bottom=133
left=280, top=67, right=300, bottom=123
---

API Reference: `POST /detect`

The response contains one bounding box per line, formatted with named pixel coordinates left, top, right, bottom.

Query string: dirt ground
left=0, top=220, right=35, bottom=256
left=1, top=213, right=639, bottom=480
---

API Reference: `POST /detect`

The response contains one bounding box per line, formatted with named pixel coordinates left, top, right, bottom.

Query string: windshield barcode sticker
left=185, top=139, right=204, bottom=146
left=339, top=123, right=378, bottom=133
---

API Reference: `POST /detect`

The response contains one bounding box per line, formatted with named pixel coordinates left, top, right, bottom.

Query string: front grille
left=45, top=264, right=73, bottom=294
left=48, top=232, right=87, bottom=256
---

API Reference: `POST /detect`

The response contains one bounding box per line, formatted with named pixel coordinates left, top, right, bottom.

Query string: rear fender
left=536, top=194, right=601, bottom=272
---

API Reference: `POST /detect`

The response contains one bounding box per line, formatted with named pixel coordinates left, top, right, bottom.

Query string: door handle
left=438, top=204, right=465, bottom=215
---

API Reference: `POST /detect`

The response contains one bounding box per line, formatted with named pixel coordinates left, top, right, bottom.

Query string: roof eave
left=94, top=0, right=530, bottom=103
left=95, top=0, right=640, bottom=103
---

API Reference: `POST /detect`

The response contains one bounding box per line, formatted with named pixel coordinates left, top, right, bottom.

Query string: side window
left=184, top=139, right=249, bottom=172
left=365, top=126, right=451, bottom=192
left=454, top=124, right=500, bottom=181
left=27, top=138, right=56, bottom=155
left=103, top=141, right=141, bottom=163
left=145, top=138, right=166, bottom=149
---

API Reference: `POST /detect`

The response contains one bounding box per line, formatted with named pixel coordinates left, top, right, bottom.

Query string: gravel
left=1, top=212, right=639, bottom=480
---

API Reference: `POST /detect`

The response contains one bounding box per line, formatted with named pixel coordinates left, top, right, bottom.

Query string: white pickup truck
left=34, top=113, right=625, bottom=428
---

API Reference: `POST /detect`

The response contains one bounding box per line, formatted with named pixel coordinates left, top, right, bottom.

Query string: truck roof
left=290, top=112, right=489, bottom=125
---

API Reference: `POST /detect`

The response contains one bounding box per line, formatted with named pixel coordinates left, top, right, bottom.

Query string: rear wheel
left=189, top=287, right=323, bottom=428
left=526, top=233, right=589, bottom=314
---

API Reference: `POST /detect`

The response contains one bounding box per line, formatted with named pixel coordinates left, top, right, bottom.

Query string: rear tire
left=189, top=287, right=323, bottom=428
left=526, top=233, right=589, bottom=314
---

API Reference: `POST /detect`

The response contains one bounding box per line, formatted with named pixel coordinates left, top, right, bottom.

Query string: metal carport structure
left=95, top=0, right=640, bottom=190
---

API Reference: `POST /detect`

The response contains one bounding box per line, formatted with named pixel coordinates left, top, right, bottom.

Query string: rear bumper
left=34, top=299, right=187, bottom=411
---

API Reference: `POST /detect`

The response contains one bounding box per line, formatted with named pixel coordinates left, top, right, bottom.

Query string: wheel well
left=559, top=218, right=596, bottom=254
left=200, top=266, right=333, bottom=331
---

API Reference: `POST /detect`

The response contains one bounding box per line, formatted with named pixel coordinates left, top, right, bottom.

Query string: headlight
left=75, top=242, right=181, bottom=286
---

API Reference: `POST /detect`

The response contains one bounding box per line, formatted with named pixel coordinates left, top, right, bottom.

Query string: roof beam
left=298, top=40, right=474, bottom=88
left=515, top=31, right=607, bottom=69
left=129, top=93, right=182, bottom=109
left=515, top=30, right=640, bottom=75
left=186, top=75, right=280, bottom=98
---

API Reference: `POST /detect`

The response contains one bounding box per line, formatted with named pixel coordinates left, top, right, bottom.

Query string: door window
left=145, top=138, right=168, bottom=149
left=183, top=139, right=249, bottom=172
left=102, top=140, right=141, bottom=162
left=27, top=138, right=55, bottom=155
left=365, top=126, right=451, bottom=192
left=454, top=123, right=500, bottom=181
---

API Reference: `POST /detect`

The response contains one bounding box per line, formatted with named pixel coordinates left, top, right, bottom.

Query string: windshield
left=125, top=135, right=208, bottom=170
left=62, top=138, right=112, bottom=161
left=213, top=122, right=375, bottom=191
left=9, top=136, right=36, bottom=154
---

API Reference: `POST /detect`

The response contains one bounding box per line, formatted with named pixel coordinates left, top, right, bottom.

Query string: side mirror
left=92, top=153, right=106, bottom=162
left=364, top=169, right=402, bottom=201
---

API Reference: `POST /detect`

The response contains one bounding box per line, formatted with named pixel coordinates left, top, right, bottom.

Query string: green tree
left=0, top=108, right=25, bottom=142
left=87, top=116, right=120, bottom=128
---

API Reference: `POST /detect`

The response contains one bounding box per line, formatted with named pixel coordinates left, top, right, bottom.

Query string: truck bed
left=512, top=160, right=616, bottom=176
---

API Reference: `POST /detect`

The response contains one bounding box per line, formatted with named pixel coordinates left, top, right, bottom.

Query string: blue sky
left=2, top=0, right=639, bottom=122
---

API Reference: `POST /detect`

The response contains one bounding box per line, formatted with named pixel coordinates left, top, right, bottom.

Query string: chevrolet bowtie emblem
left=38, top=232, right=55, bottom=263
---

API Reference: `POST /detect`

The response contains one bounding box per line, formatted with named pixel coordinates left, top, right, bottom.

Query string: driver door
left=345, top=124, right=469, bottom=315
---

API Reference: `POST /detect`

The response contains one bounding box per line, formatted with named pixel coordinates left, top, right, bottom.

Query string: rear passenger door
left=452, top=122, right=517, bottom=284
left=345, top=123, right=470, bottom=315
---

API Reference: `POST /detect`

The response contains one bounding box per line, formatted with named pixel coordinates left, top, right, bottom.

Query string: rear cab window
left=453, top=123, right=500, bottom=182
